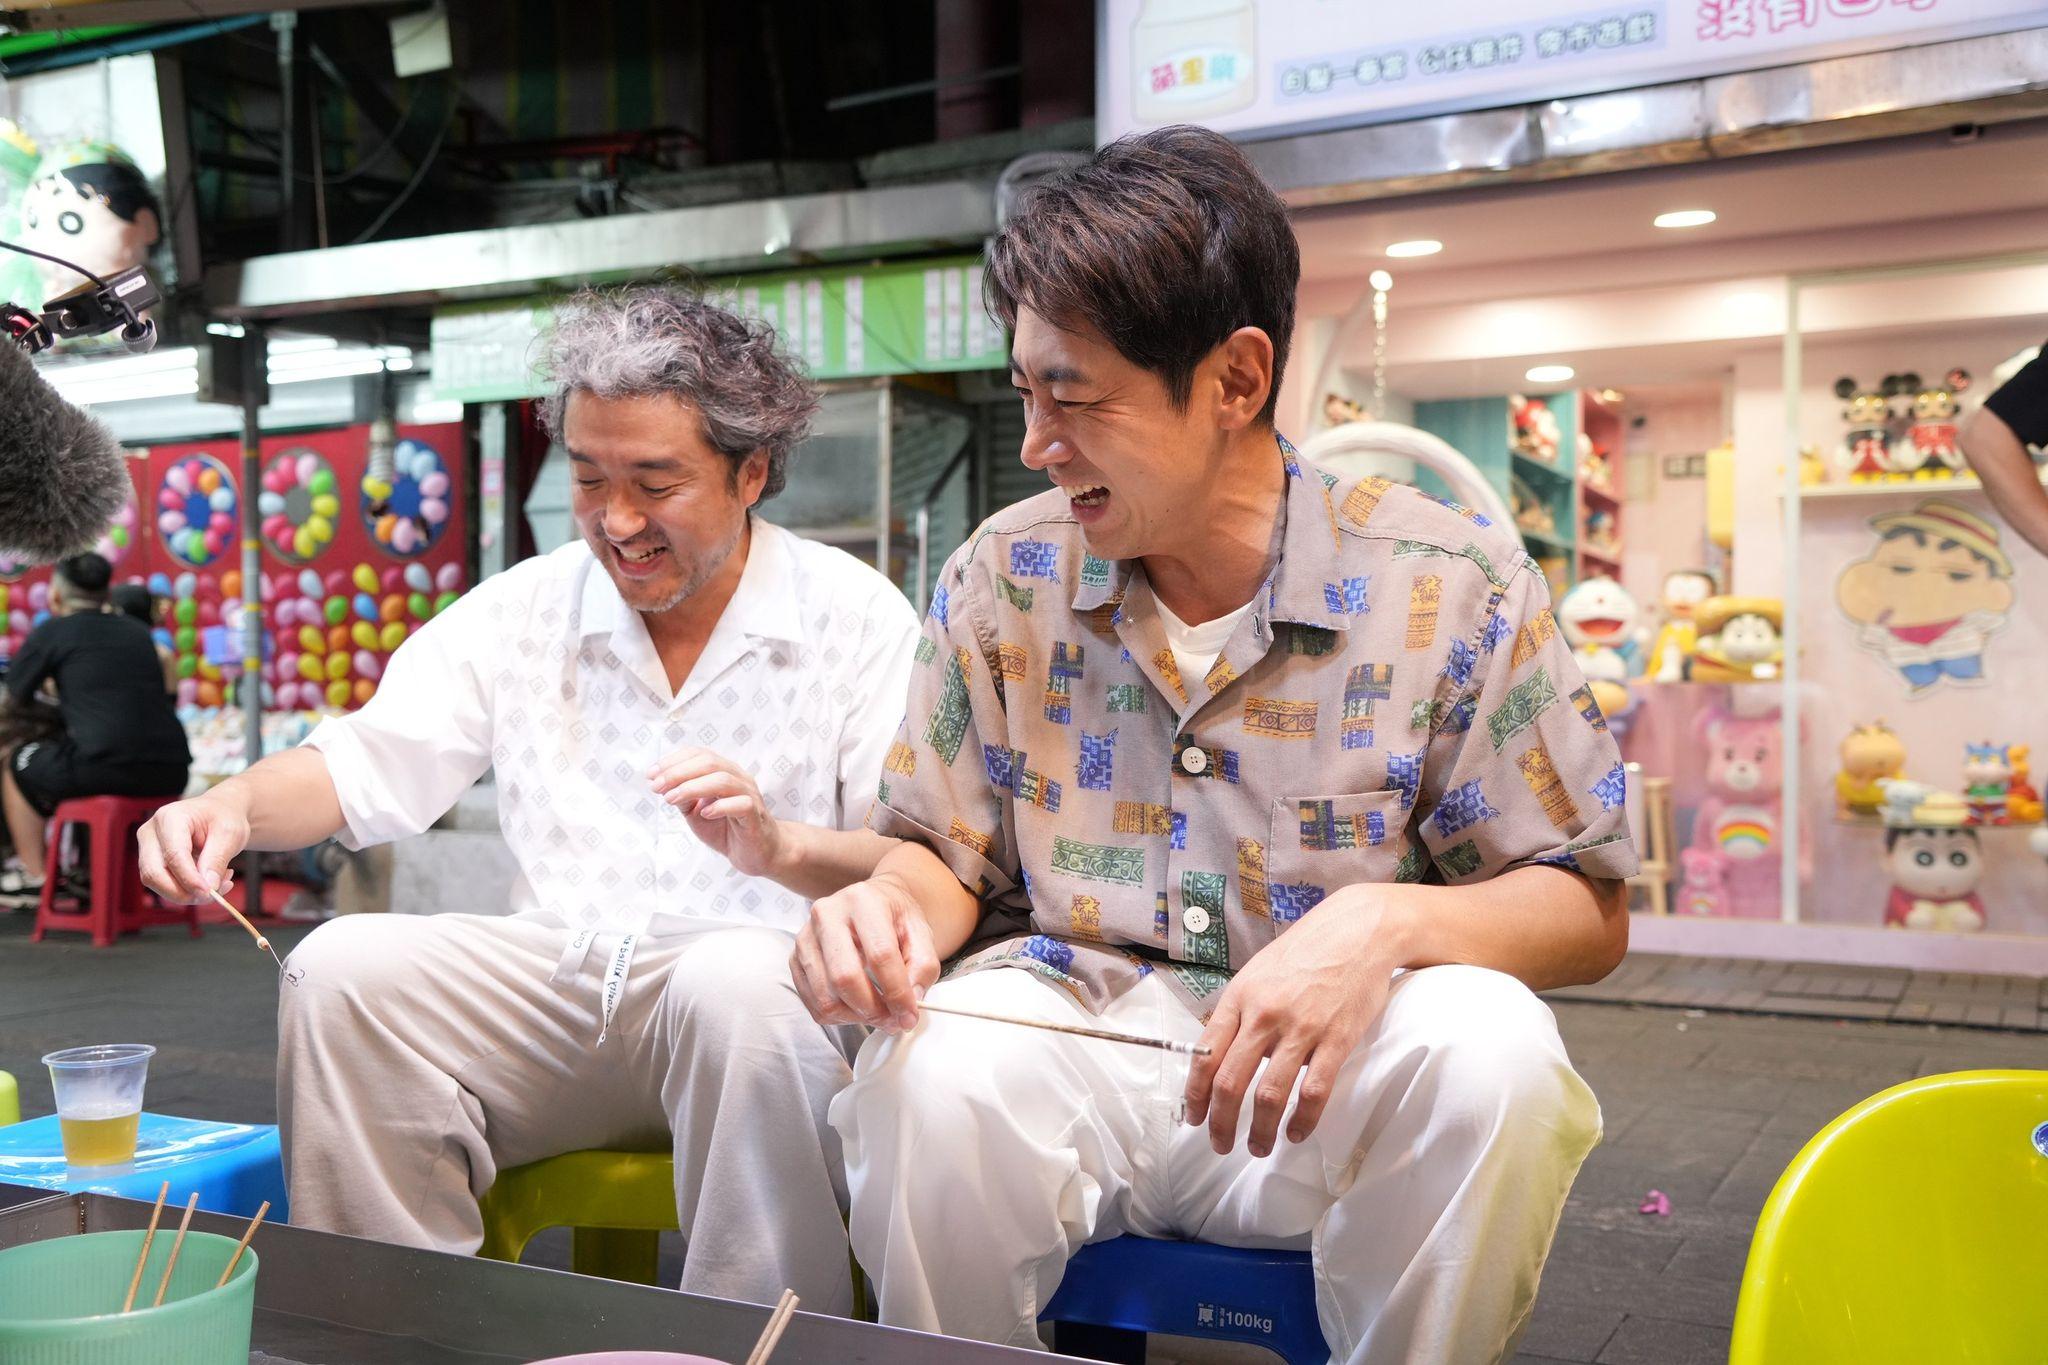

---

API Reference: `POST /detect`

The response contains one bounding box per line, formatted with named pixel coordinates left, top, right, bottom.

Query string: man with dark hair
left=139, top=286, right=919, bottom=1313
left=1, top=553, right=188, bottom=903
left=800, top=127, right=1634, bottom=1362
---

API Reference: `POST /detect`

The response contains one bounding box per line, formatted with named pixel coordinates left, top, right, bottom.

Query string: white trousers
left=277, top=914, right=860, bottom=1313
left=832, top=964, right=1599, bottom=1364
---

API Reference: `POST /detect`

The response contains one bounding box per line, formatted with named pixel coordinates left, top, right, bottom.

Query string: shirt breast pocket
left=1258, top=790, right=1415, bottom=935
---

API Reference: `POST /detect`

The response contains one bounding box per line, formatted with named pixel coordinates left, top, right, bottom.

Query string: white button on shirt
left=304, top=517, right=921, bottom=937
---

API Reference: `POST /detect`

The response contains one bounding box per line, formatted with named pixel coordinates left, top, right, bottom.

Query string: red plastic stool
left=31, top=796, right=198, bottom=948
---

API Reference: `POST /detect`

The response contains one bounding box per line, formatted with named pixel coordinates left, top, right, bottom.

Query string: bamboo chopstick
left=743, top=1288, right=799, bottom=1365
left=121, top=1181, right=171, bottom=1313
left=917, top=1000, right=1212, bottom=1056
left=205, top=887, right=283, bottom=971
left=214, top=1201, right=269, bottom=1288
left=151, top=1193, right=199, bottom=1307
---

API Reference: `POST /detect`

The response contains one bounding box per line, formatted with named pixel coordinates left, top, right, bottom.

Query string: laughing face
left=564, top=390, right=765, bottom=616
left=1007, top=308, right=1241, bottom=565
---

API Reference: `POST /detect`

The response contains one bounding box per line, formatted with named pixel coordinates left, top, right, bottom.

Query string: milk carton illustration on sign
left=1133, top=0, right=1257, bottom=122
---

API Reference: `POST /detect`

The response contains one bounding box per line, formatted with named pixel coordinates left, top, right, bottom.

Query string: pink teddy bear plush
left=1678, top=708, right=1792, bottom=919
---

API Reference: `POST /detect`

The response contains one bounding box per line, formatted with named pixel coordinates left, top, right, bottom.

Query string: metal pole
left=238, top=326, right=265, bottom=919
left=272, top=12, right=297, bottom=252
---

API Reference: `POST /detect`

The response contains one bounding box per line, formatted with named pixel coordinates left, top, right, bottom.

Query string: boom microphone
left=0, top=338, right=133, bottom=562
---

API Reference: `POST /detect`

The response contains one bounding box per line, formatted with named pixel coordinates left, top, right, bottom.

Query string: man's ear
left=1210, top=327, right=1275, bottom=431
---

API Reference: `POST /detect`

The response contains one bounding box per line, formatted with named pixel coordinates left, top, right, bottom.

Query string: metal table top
left=0, top=1186, right=1081, bottom=1364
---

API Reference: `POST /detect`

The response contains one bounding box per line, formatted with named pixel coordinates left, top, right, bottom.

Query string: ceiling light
left=1525, top=365, right=1575, bottom=384
left=1368, top=269, right=1393, bottom=291
left=1385, top=239, right=1442, bottom=258
left=1653, top=209, right=1716, bottom=229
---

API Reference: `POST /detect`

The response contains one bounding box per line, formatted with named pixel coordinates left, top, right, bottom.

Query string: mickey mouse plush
left=1899, top=369, right=1971, bottom=478
left=1835, top=376, right=1899, bottom=482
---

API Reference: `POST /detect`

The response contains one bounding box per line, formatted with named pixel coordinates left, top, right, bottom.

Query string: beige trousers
left=277, top=913, right=860, bottom=1313
left=832, top=963, right=1600, bottom=1363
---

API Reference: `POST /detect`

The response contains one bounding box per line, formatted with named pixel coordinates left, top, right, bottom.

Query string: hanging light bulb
left=1368, top=270, right=1392, bottom=421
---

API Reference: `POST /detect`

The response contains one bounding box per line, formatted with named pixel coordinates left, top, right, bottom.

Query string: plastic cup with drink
left=42, top=1044, right=155, bottom=1168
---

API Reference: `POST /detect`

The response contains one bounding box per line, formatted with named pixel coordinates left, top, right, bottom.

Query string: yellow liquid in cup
left=60, top=1111, right=140, bottom=1166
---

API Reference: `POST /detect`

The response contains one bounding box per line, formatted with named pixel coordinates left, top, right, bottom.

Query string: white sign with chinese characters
left=1099, top=0, right=2046, bottom=143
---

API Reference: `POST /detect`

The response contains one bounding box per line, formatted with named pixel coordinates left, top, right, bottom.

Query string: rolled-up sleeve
left=1415, top=561, right=1639, bottom=885
left=301, top=590, right=494, bottom=850
left=864, top=550, right=1017, bottom=900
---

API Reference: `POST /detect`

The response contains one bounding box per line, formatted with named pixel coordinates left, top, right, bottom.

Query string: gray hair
left=537, top=284, right=819, bottom=501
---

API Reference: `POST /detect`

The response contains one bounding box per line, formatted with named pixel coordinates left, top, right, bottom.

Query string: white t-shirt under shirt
left=1155, top=594, right=1256, bottom=690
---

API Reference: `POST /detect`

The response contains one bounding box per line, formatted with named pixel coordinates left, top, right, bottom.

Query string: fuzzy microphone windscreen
left=0, top=339, right=131, bottom=563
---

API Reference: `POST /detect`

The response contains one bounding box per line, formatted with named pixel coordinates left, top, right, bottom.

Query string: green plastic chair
left=475, top=1149, right=871, bottom=1311
left=1730, top=1069, right=2048, bottom=1365
left=477, top=1149, right=676, bottom=1284
left=0, top=1071, right=17, bottom=1126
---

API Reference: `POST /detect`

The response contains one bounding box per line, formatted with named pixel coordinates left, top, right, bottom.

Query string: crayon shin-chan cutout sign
left=1835, top=498, right=2015, bottom=695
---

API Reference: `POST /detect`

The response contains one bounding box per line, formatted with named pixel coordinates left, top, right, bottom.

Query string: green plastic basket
left=0, top=1229, right=258, bottom=1364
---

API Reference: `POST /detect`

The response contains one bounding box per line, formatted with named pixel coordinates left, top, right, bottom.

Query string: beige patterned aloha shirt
left=867, top=436, right=1639, bottom=1021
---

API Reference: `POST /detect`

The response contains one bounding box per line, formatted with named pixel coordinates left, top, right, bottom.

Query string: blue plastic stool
left=1042, top=1236, right=1323, bottom=1364
left=0, top=1112, right=287, bottom=1220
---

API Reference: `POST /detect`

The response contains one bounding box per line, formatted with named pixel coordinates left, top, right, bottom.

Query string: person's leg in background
left=0, top=746, right=52, bottom=887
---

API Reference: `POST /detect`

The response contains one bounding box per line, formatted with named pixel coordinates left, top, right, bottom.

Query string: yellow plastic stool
left=1730, top=1069, right=2048, bottom=1364
left=477, top=1150, right=676, bottom=1285
left=0, top=1071, right=18, bottom=1126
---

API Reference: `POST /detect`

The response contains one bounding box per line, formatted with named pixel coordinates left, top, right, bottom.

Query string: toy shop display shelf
left=1792, top=468, right=2048, bottom=500
left=1580, top=481, right=1621, bottom=508
left=1512, top=452, right=1573, bottom=486
left=1835, top=815, right=2045, bottom=831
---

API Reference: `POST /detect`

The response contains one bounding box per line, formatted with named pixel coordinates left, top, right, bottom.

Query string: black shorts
left=8, top=737, right=187, bottom=820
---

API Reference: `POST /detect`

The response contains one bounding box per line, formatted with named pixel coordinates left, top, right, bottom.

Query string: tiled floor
left=3, top=910, right=2044, bottom=1364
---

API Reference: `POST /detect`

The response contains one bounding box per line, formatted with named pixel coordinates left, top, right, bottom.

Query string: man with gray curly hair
left=139, top=284, right=920, bottom=1314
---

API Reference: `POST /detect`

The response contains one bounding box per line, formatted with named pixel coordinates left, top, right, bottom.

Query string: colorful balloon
left=379, top=622, right=407, bottom=652
left=196, top=466, right=221, bottom=495
left=298, top=569, right=322, bottom=598
left=309, top=469, right=335, bottom=496
left=352, top=650, right=380, bottom=680
left=419, top=471, right=450, bottom=499
left=326, top=679, right=352, bottom=708
left=173, top=598, right=197, bottom=626
left=379, top=595, right=405, bottom=623
left=177, top=679, right=199, bottom=706
left=297, top=653, right=324, bottom=682
left=325, top=652, right=350, bottom=682
left=166, top=465, right=191, bottom=495
left=27, top=582, right=48, bottom=611
left=434, top=592, right=458, bottom=616
left=220, top=571, right=241, bottom=599
left=174, top=626, right=197, bottom=653
left=407, top=592, right=432, bottom=620
left=327, top=625, right=351, bottom=655
left=323, top=596, right=348, bottom=625
left=297, top=625, right=325, bottom=654
left=148, top=573, right=172, bottom=596
left=176, top=654, right=198, bottom=679
left=352, top=679, right=376, bottom=706
left=435, top=563, right=463, bottom=593
left=353, top=593, right=378, bottom=622
left=417, top=498, right=448, bottom=526
left=403, top=563, right=431, bottom=594
left=350, top=622, right=378, bottom=651
left=352, top=563, right=379, bottom=594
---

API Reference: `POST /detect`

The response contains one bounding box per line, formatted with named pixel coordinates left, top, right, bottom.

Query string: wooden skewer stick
left=121, top=1181, right=171, bottom=1313
left=215, top=1201, right=269, bottom=1288
left=151, top=1193, right=200, bottom=1307
left=743, top=1288, right=799, bottom=1365
left=206, top=887, right=283, bottom=971
left=917, top=1000, right=1213, bottom=1057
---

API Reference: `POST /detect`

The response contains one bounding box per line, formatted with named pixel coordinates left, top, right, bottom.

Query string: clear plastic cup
left=42, top=1044, right=155, bottom=1168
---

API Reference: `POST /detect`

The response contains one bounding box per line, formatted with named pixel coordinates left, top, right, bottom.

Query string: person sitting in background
left=0, top=553, right=190, bottom=904
left=1959, top=339, right=2048, bottom=557
left=109, top=582, right=179, bottom=697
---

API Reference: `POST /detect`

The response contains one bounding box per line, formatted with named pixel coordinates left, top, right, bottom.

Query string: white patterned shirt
left=306, top=517, right=921, bottom=935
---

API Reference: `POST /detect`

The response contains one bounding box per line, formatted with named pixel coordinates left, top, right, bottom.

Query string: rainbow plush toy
left=1677, top=706, right=1790, bottom=919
